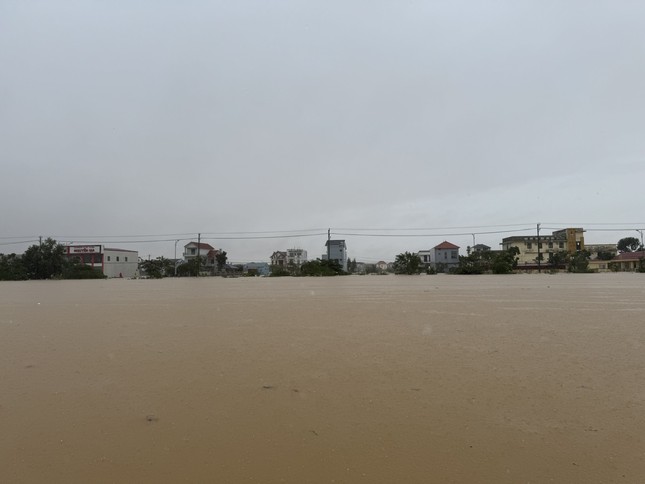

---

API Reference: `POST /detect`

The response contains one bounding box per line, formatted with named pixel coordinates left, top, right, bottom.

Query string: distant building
left=431, top=241, right=460, bottom=271
left=471, top=244, right=491, bottom=253
left=501, top=228, right=585, bottom=266
left=63, top=245, right=138, bottom=278
left=286, top=248, right=307, bottom=267
left=323, top=239, right=348, bottom=271
left=243, top=262, right=270, bottom=276
left=376, top=261, right=388, bottom=271
left=270, top=251, right=287, bottom=268
left=417, top=242, right=460, bottom=272
left=609, top=250, right=645, bottom=272
left=183, top=242, right=221, bottom=273
left=183, top=242, right=215, bottom=262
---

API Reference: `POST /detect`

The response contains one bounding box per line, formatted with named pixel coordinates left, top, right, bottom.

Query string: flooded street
left=2, top=274, right=644, bottom=483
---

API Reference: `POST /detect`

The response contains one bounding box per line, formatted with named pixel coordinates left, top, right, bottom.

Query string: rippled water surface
left=2, top=274, right=644, bottom=483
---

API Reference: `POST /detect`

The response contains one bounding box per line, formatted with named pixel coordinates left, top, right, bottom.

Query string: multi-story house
left=270, top=251, right=287, bottom=268
left=431, top=241, right=460, bottom=271
left=183, top=242, right=222, bottom=273
left=417, top=242, right=460, bottom=271
left=323, top=239, right=347, bottom=271
left=501, top=228, right=585, bottom=266
left=286, top=248, right=307, bottom=267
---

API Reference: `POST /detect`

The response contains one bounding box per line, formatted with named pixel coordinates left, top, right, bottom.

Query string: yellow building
left=501, top=228, right=585, bottom=267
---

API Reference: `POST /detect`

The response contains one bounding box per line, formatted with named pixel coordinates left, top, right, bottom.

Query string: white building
left=286, top=248, right=307, bottom=267
left=63, top=245, right=139, bottom=278
left=417, top=241, right=460, bottom=272
left=323, top=239, right=348, bottom=271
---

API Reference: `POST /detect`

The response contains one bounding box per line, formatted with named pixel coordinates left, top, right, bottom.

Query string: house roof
left=612, top=250, right=645, bottom=261
left=434, top=241, right=460, bottom=250
left=325, top=239, right=346, bottom=247
left=185, top=242, right=215, bottom=251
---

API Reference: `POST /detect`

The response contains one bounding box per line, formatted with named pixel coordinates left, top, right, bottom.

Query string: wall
left=103, top=249, right=139, bottom=278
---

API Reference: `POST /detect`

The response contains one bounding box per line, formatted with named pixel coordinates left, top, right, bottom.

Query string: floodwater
left=1, top=274, right=644, bottom=483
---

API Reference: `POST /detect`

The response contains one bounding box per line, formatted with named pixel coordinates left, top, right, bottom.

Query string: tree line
left=0, top=238, right=105, bottom=281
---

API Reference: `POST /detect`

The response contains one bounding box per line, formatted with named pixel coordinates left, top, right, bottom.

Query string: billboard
left=68, top=245, right=102, bottom=254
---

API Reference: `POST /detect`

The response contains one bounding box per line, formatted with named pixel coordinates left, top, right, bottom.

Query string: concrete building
left=417, top=250, right=433, bottom=268
left=471, top=244, right=491, bottom=253
left=63, top=245, right=139, bottom=278
left=183, top=242, right=216, bottom=262
left=323, top=240, right=347, bottom=271
left=183, top=242, right=223, bottom=273
left=430, top=241, right=460, bottom=271
left=286, top=248, right=307, bottom=267
left=270, top=251, right=287, bottom=268
left=501, top=228, right=585, bottom=267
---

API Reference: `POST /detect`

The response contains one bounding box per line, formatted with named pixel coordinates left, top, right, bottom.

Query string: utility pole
left=536, top=223, right=541, bottom=273
left=637, top=229, right=644, bottom=249
left=327, top=228, right=331, bottom=262
left=174, top=240, right=179, bottom=277
left=197, top=233, right=201, bottom=276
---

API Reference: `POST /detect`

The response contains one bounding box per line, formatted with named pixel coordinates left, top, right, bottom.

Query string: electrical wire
left=332, top=228, right=534, bottom=238
left=0, top=239, right=40, bottom=247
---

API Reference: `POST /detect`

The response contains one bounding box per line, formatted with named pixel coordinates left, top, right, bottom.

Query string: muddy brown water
left=1, top=274, right=644, bottom=483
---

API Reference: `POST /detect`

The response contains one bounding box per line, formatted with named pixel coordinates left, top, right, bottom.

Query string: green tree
left=62, top=262, right=105, bottom=279
left=548, top=251, right=568, bottom=269
left=617, top=237, right=642, bottom=253
left=568, top=250, right=591, bottom=273
left=0, top=253, right=27, bottom=280
left=596, top=251, right=615, bottom=261
left=300, top=259, right=345, bottom=276
left=491, top=246, right=519, bottom=274
left=22, top=238, right=66, bottom=279
left=215, top=251, right=228, bottom=272
left=393, top=252, right=422, bottom=275
left=139, top=257, right=174, bottom=278
left=269, top=264, right=291, bottom=277
left=455, top=254, right=485, bottom=274
left=176, top=257, right=204, bottom=277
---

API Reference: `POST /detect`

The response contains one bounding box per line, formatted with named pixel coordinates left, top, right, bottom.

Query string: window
left=559, top=242, right=564, bottom=249
left=190, top=248, right=196, bottom=255
left=116, top=256, right=120, bottom=262
left=107, top=256, right=111, bottom=262
left=527, top=242, right=533, bottom=249
left=451, top=251, right=457, bottom=259
left=548, top=242, right=553, bottom=249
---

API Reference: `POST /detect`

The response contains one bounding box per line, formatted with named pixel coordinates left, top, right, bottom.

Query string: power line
left=52, top=232, right=328, bottom=245
left=332, top=228, right=534, bottom=238
left=0, top=239, right=39, bottom=247
left=333, top=223, right=533, bottom=231
left=201, top=232, right=327, bottom=240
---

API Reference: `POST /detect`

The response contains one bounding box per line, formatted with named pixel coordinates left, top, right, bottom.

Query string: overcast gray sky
left=2, top=0, right=644, bottom=262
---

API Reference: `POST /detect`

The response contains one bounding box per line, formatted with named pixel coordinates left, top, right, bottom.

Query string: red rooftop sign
left=68, top=245, right=102, bottom=254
